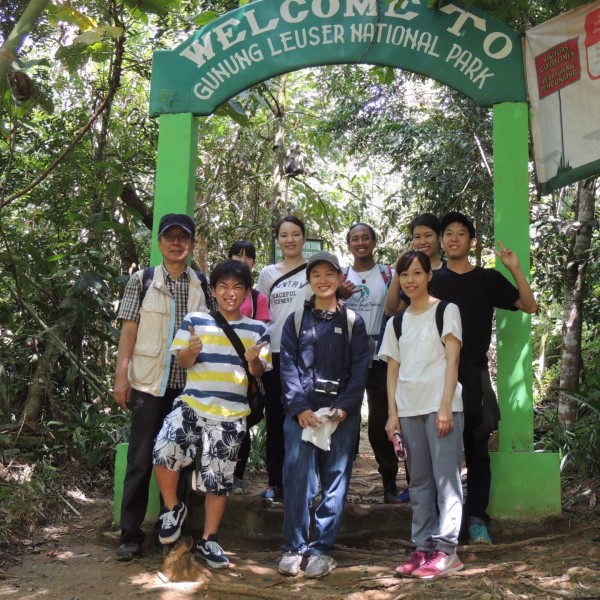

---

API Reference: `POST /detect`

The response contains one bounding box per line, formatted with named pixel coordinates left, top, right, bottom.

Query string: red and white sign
left=524, top=0, right=600, bottom=194
left=535, top=38, right=581, bottom=99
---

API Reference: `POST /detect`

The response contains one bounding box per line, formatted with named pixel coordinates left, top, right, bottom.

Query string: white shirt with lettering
left=257, top=264, right=312, bottom=353
left=343, top=265, right=389, bottom=337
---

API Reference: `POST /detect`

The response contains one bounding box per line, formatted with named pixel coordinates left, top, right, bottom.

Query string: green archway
left=148, top=0, right=561, bottom=517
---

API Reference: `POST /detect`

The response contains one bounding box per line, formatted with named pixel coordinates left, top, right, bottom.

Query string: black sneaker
left=194, top=534, right=230, bottom=569
left=158, top=502, right=187, bottom=544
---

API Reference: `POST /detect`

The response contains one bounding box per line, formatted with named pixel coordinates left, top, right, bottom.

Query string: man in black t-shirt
left=432, top=212, right=537, bottom=545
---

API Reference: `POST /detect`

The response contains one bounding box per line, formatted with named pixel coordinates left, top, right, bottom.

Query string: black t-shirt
left=431, top=265, right=519, bottom=369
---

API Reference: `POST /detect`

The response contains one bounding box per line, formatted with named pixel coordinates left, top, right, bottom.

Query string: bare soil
left=1, top=433, right=599, bottom=600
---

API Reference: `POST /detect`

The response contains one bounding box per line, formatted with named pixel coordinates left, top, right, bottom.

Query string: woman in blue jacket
left=277, top=251, right=370, bottom=579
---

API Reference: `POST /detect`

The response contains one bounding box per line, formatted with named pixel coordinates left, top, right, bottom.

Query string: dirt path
left=2, top=437, right=599, bottom=599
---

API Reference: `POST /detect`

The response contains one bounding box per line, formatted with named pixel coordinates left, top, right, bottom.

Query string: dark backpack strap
left=193, top=269, right=209, bottom=299
left=435, top=300, right=449, bottom=344
left=250, top=288, right=260, bottom=320
left=140, top=267, right=155, bottom=303
left=192, top=268, right=214, bottom=311
left=393, top=310, right=406, bottom=339
left=269, top=263, right=307, bottom=295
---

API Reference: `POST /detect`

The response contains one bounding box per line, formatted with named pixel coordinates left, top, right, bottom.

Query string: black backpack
left=393, top=300, right=449, bottom=344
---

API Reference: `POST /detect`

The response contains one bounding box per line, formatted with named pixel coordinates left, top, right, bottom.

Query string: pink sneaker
left=395, top=550, right=427, bottom=577
left=412, top=550, right=464, bottom=580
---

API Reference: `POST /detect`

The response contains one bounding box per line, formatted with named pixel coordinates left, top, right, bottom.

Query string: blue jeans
left=282, top=411, right=360, bottom=555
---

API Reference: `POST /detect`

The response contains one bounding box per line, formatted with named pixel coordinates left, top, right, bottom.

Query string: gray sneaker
left=305, top=554, right=336, bottom=579
left=278, top=551, right=302, bottom=576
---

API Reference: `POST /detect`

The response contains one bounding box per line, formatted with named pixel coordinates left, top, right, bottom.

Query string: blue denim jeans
left=281, top=411, right=360, bottom=555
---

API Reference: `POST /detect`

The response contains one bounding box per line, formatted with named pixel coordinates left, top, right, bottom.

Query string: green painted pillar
left=490, top=102, right=560, bottom=517
left=150, top=113, right=198, bottom=266
left=493, top=102, right=534, bottom=452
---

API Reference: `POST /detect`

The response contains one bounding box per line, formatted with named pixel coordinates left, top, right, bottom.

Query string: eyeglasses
left=162, top=233, right=192, bottom=243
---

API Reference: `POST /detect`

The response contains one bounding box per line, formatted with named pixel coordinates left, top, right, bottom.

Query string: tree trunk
left=0, top=363, right=9, bottom=421
left=21, top=322, right=69, bottom=425
left=558, top=177, right=596, bottom=428
left=270, top=76, right=287, bottom=222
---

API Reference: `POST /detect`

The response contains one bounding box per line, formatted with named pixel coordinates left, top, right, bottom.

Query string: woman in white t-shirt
left=379, top=250, right=464, bottom=580
left=256, top=216, right=312, bottom=499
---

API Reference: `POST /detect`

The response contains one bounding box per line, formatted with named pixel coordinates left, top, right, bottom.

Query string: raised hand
left=188, top=325, right=202, bottom=355
left=494, top=241, right=522, bottom=272
left=245, top=340, right=268, bottom=362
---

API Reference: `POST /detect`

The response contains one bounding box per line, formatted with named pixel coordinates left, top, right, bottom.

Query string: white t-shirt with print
left=344, top=265, right=389, bottom=337
left=256, top=263, right=312, bottom=353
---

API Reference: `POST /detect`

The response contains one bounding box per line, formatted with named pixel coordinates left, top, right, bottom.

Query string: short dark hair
left=395, top=250, right=432, bottom=275
left=346, top=222, right=377, bottom=244
left=209, top=259, right=252, bottom=291
left=228, top=240, right=256, bottom=260
left=274, top=215, right=306, bottom=237
left=410, top=213, right=441, bottom=236
left=441, top=211, right=476, bottom=239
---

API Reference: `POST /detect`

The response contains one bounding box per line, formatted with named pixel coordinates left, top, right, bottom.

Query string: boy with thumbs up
left=153, top=260, right=272, bottom=568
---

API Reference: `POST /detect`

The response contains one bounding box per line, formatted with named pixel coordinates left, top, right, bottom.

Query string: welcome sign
left=150, top=0, right=526, bottom=116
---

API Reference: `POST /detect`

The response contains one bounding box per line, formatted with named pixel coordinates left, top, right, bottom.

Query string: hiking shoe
left=384, top=488, right=410, bottom=504
left=259, top=485, right=283, bottom=500
left=278, top=551, right=302, bottom=576
left=469, top=522, right=492, bottom=545
left=305, top=554, right=336, bottom=579
left=116, top=542, right=141, bottom=561
left=158, top=502, right=187, bottom=544
left=394, top=550, right=427, bottom=577
left=195, top=535, right=230, bottom=569
left=412, top=550, right=464, bottom=580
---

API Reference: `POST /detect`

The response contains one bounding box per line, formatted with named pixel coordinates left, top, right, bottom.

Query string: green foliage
left=0, top=459, right=58, bottom=537
left=47, top=403, right=129, bottom=468
left=536, top=391, right=600, bottom=479
left=247, top=420, right=266, bottom=474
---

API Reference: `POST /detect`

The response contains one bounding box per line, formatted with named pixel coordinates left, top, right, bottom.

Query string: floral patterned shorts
left=152, top=397, right=246, bottom=496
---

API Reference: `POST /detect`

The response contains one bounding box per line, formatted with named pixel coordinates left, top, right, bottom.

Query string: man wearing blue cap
left=113, top=213, right=209, bottom=561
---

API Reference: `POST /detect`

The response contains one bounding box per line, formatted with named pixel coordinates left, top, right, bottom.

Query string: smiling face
left=411, top=225, right=440, bottom=260
left=211, top=276, right=247, bottom=319
left=347, top=224, right=376, bottom=260
left=308, top=262, right=343, bottom=306
left=158, top=225, right=193, bottom=266
left=277, top=221, right=305, bottom=260
left=441, top=221, right=475, bottom=260
left=398, top=256, right=432, bottom=301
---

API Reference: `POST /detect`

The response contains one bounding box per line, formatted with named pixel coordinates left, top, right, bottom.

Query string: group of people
left=113, top=210, right=536, bottom=581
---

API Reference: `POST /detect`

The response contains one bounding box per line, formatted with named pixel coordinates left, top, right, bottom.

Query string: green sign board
left=272, top=237, right=324, bottom=263
left=150, top=0, right=526, bottom=116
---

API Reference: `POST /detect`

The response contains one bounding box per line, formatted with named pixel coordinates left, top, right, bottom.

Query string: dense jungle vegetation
left=1, top=0, right=598, bottom=535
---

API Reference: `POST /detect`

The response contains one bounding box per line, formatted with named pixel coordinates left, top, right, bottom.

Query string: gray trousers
left=401, top=412, right=464, bottom=555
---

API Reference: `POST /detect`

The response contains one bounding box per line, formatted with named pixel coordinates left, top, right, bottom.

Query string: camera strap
left=301, top=307, right=352, bottom=395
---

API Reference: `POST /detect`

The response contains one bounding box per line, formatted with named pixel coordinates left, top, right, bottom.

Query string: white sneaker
left=278, top=551, right=302, bottom=576
left=305, top=554, right=336, bottom=579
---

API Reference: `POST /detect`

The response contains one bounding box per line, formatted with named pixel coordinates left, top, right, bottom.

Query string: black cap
left=306, top=251, right=341, bottom=278
left=157, top=213, right=195, bottom=237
